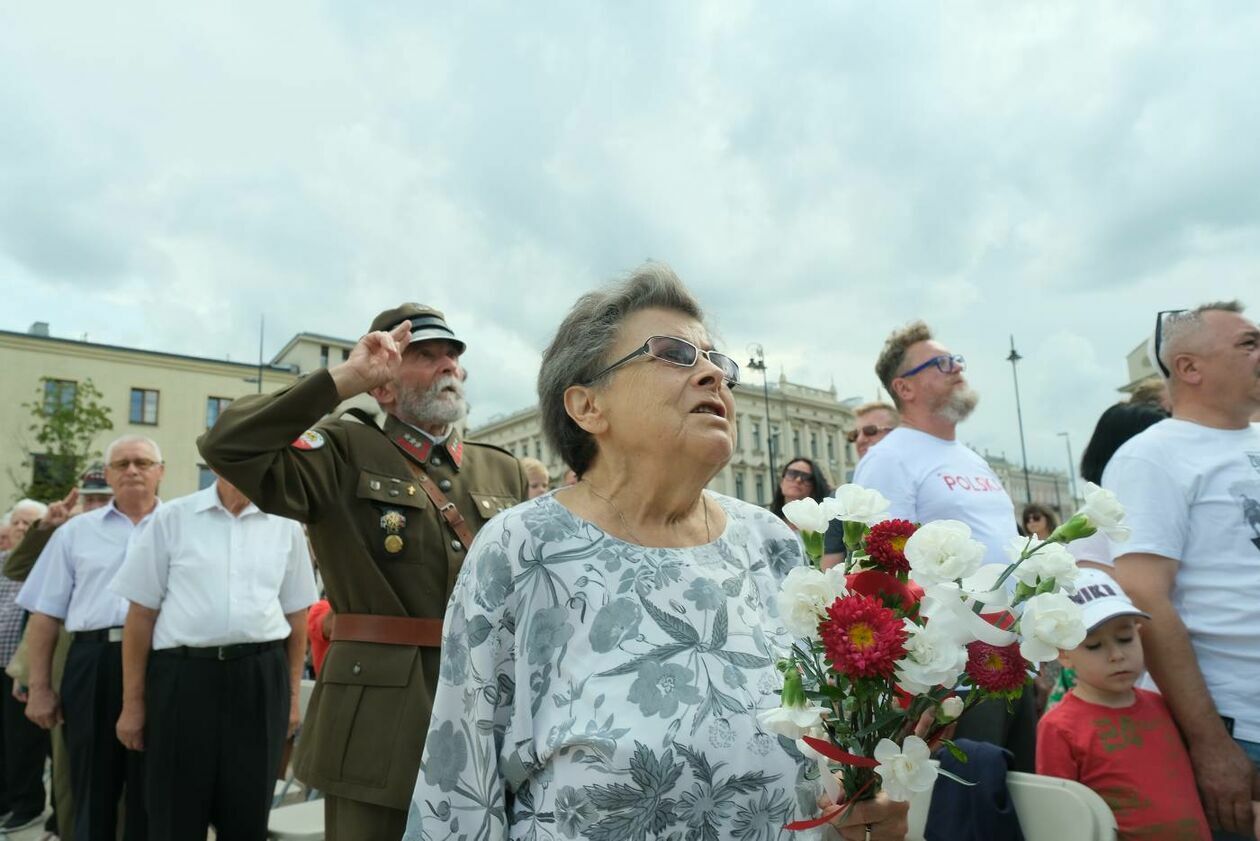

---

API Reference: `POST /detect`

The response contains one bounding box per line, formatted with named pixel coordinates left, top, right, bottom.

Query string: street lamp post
left=1057, top=431, right=1078, bottom=507
left=747, top=344, right=776, bottom=492
left=1006, top=335, right=1033, bottom=505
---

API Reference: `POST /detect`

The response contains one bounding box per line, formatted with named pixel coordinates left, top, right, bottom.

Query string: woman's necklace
left=583, top=482, right=711, bottom=545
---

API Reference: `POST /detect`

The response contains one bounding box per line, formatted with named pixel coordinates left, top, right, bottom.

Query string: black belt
left=156, top=640, right=284, bottom=661
left=73, top=627, right=124, bottom=643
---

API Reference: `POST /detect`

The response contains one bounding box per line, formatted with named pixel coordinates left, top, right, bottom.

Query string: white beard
left=398, top=374, right=467, bottom=427
left=936, top=386, right=979, bottom=424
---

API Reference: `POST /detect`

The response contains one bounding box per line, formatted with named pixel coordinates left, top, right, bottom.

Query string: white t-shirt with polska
left=1103, top=419, right=1260, bottom=743
left=852, top=427, right=1018, bottom=568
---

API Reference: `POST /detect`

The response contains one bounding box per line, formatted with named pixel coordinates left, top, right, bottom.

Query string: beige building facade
left=0, top=325, right=374, bottom=506
left=470, top=374, right=859, bottom=506
left=982, top=451, right=1075, bottom=519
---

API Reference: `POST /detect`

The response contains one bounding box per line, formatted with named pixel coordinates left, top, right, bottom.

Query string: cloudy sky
left=3, top=2, right=1258, bottom=478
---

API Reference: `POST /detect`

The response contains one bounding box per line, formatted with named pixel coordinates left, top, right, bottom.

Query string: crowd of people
left=0, top=265, right=1257, bottom=841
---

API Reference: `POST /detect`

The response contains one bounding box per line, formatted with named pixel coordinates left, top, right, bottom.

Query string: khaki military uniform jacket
left=197, top=369, right=525, bottom=809
left=4, top=525, right=55, bottom=583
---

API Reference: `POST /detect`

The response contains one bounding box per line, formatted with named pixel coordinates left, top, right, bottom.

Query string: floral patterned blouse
left=403, top=491, right=830, bottom=841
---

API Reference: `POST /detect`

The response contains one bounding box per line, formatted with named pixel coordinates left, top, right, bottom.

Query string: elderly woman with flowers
left=404, top=264, right=909, bottom=841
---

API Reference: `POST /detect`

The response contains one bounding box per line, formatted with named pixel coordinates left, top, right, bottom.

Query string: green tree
left=21, top=377, right=114, bottom=501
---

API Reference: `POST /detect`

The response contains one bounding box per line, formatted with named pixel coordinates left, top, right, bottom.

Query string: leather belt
left=73, top=627, right=124, bottom=643
left=155, top=640, right=283, bottom=661
left=331, top=613, right=444, bottom=648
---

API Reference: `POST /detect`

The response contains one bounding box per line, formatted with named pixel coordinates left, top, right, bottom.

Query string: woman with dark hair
left=769, top=456, right=831, bottom=520
left=1044, top=399, right=1169, bottom=714
left=1020, top=503, right=1057, bottom=540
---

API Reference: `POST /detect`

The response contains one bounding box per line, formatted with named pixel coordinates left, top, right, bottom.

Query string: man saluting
left=199, top=305, right=526, bottom=840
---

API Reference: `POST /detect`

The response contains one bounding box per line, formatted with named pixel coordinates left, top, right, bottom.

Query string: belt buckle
left=107, top=628, right=124, bottom=643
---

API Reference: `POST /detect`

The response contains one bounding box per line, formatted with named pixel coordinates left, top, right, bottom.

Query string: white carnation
left=776, top=567, right=847, bottom=640
left=757, top=703, right=828, bottom=740
left=830, top=484, right=891, bottom=526
left=1006, top=537, right=1081, bottom=593
left=1078, top=482, right=1131, bottom=543
left=874, top=735, right=938, bottom=802
left=895, top=619, right=969, bottom=695
left=1018, top=592, right=1087, bottom=663
left=782, top=498, right=828, bottom=534
left=905, top=520, right=986, bottom=586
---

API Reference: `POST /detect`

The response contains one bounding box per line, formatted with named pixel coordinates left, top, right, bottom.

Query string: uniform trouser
left=0, top=672, right=48, bottom=818
left=145, top=643, right=289, bottom=841
left=61, top=638, right=145, bottom=841
left=325, top=795, right=407, bottom=841
left=952, top=689, right=1037, bottom=772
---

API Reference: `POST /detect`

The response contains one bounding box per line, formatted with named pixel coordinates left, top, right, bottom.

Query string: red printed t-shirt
left=1036, top=688, right=1209, bottom=840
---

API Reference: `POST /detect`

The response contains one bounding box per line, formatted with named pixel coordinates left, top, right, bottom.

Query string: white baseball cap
left=1068, top=568, right=1150, bottom=632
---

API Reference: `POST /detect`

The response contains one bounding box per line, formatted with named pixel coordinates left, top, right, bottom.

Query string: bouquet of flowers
left=760, top=482, right=1131, bottom=829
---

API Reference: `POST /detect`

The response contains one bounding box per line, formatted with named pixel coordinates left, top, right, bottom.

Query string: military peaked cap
left=369, top=303, right=466, bottom=352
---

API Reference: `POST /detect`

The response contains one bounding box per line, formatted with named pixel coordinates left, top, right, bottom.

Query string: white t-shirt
left=853, top=427, right=1018, bottom=567
left=1066, top=531, right=1113, bottom=567
left=1103, top=419, right=1260, bottom=742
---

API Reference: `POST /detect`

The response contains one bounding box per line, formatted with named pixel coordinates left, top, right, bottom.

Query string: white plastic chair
left=267, top=798, right=324, bottom=841
left=907, top=769, right=1117, bottom=841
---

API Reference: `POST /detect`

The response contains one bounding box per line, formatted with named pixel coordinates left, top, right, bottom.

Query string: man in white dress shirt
left=852, top=321, right=1035, bottom=771
left=19, top=435, right=164, bottom=841
left=110, top=473, right=317, bottom=841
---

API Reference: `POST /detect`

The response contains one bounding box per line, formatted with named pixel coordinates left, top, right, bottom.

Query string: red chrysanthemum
left=819, top=593, right=908, bottom=680
left=863, top=519, right=916, bottom=574
left=965, top=640, right=1030, bottom=698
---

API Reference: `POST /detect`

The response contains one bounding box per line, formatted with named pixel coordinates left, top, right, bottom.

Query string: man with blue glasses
left=853, top=320, right=1035, bottom=772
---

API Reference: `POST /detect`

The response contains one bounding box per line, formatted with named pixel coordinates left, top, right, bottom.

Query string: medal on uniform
left=380, top=509, right=407, bottom=554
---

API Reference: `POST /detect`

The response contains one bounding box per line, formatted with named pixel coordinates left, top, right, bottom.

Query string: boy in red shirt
left=1037, top=568, right=1210, bottom=840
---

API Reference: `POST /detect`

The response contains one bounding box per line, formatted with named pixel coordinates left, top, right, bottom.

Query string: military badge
left=380, top=510, right=407, bottom=532
left=384, top=534, right=404, bottom=554
left=291, top=429, right=326, bottom=450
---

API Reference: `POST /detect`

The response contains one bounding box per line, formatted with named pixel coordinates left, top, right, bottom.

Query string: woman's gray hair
left=538, top=262, right=706, bottom=477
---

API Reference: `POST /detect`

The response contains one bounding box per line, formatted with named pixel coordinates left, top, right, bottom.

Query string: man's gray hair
left=11, top=498, right=49, bottom=519
left=875, top=321, right=933, bottom=409
left=104, top=434, right=163, bottom=465
left=1158, top=300, right=1246, bottom=374
left=538, top=262, right=706, bottom=477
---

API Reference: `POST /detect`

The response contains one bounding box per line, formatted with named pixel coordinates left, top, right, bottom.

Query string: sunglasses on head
left=846, top=425, right=894, bottom=443
left=898, top=353, right=965, bottom=379
left=583, top=335, right=740, bottom=386
left=1152, top=309, right=1188, bottom=378
left=783, top=468, right=814, bottom=483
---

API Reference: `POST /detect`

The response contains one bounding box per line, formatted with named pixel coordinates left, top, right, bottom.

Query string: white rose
left=1078, top=482, right=1131, bottom=543
left=895, top=619, right=969, bottom=695
left=777, top=567, right=847, bottom=640
left=940, top=696, right=964, bottom=720
left=782, top=498, right=828, bottom=534
left=1006, top=537, right=1081, bottom=593
left=757, top=703, right=828, bottom=740
left=1018, top=592, right=1087, bottom=663
left=830, top=484, right=891, bottom=526
left=873, top=735, right=938, bottom=802
left=905, top=520, right=986, bottom=586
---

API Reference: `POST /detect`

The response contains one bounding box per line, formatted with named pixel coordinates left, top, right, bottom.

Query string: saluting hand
left=329, top=320, right=413, bottom=399
left=40, top=488, right=78, bottom=530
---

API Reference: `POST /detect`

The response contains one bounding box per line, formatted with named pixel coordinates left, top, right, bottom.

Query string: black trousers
left=145, top=644, right=289, bottom=841
left=61, top=639, right=145, bottom=841
left=953, top=689, right=1037, bottom=772
left=0, top=672, right=48, bottom=818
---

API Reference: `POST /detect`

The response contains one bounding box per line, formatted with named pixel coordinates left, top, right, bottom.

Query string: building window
left=320, top=345, right=330, bottom=367
left=755, top=474, right=766, bottom=506
left=129, top=388, right=159, bottom=425
left=197, top=465, right=216, bottom=490
left=205, top=396, right=232, bottom=428
left=792, top=429, right=801, bottom=455
left=734, top=472, right=745, bottom=501
left=827, top=434, right=835, bottom=463
left=771, top=425, right=781, bottom=459
left=752, top=421, right=762, bottom=452
left=810, top=431, right=818, bottom=459
left=534, top=439, right=542, bottom=460
left=43, top=379, right=77, bottom=415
